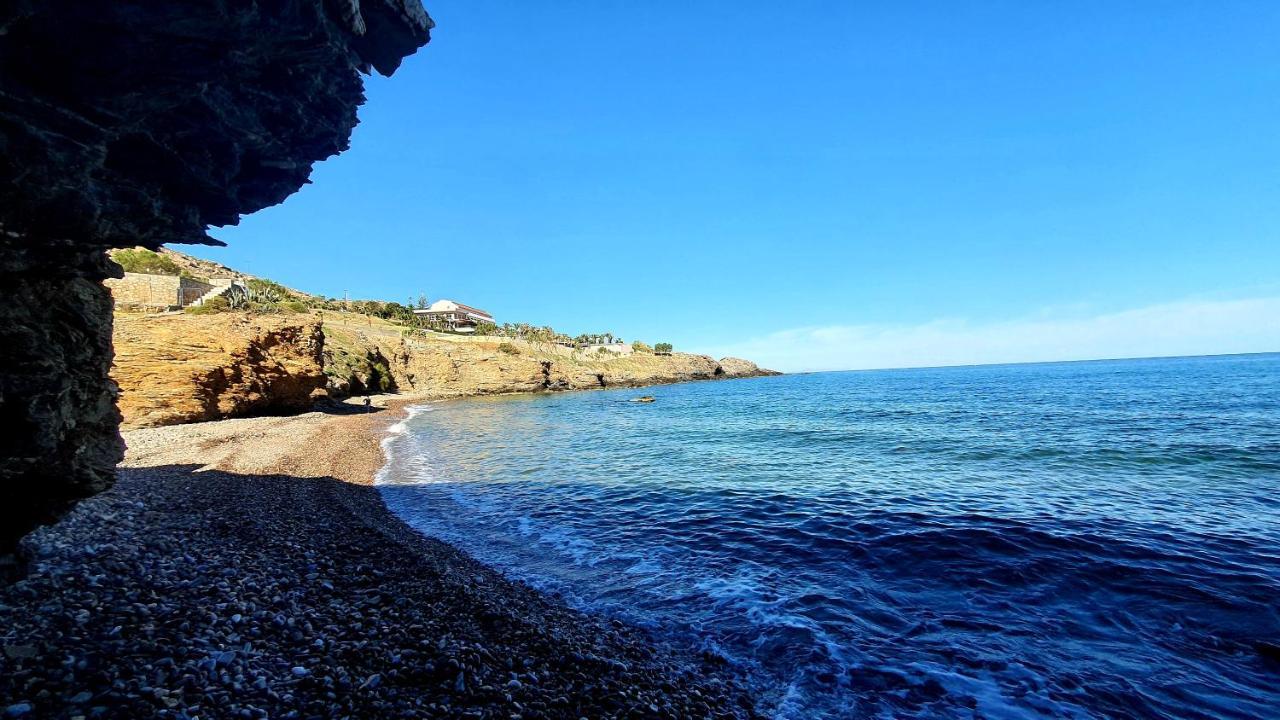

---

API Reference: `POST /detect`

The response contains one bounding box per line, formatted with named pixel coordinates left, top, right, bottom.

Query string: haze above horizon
left=200, top=2, right=1280, bottom=373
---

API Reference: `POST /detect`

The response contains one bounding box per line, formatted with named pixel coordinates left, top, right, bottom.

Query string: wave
left=373, top=403, right=429, bottom=487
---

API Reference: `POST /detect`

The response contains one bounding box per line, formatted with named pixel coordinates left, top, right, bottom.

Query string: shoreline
left=0, top=396, right=763, bottom=718
left=111, top=303, right=780, bottom=431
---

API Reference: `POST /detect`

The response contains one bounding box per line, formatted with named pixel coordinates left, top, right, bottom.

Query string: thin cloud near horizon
left=703, top=296, right=1280, bottom=374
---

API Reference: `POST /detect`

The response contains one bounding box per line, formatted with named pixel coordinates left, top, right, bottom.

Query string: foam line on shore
left=374, top=404, right=428, bottom=487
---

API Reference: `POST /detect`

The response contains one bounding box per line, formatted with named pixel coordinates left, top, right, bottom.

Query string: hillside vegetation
left=109, top=250, right=779, bottom=427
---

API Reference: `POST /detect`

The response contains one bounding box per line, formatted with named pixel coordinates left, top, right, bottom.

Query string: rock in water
left=717, top=357, right=778, bottom=378
left=0, top=0, right=432, bottom=574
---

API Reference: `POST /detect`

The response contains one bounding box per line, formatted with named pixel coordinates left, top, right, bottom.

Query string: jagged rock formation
left=0, top=0, right=431, bottom=571
left=113, top=314, right=327, bottom=429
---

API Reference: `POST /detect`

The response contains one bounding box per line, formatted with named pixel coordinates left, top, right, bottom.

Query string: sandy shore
left=0, top=397, right=762, bottom=719
left=118, top=395, right=409, bottom=487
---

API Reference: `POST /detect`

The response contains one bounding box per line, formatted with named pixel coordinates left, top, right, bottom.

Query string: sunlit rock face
left=0, top=0, right=431, bottom=574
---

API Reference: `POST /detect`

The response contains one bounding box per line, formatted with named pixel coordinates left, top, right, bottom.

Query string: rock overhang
left=0, top=0, right=432, bottom=574
left=0, top=0, right=432, bottom=251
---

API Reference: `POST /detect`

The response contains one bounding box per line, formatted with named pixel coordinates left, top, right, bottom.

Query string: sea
left=376, top=353, right=1280, bottom=719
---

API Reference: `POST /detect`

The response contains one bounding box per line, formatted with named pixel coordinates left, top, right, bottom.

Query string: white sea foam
left=374, top=404, right=429, bottom=487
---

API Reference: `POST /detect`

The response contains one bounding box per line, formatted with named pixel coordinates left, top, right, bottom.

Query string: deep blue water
left=377, top=353, right=1280, bottom=719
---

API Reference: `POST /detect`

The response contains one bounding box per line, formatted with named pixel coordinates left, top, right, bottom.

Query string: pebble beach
left=0, top=400, right=761, bottom=719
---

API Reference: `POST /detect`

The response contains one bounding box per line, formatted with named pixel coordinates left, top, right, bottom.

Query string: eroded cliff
left=326, top=324, right=778, bottom=399
left=109, top=313, right=778, bottom=428
left=113, top=314, right=327, bottom=429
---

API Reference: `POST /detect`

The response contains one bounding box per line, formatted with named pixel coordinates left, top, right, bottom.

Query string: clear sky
left=200, top=1, right=1280, bottom=372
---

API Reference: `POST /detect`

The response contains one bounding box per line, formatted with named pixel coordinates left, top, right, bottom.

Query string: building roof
left=413, top=299, right=493, bottom=320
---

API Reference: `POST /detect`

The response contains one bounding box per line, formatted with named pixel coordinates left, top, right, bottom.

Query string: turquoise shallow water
left=378, top=353, right=1280, bottom=719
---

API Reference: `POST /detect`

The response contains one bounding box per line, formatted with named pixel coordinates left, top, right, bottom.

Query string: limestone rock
left=323, top=327, right=780, bottom=399
left=106, top=316, right=777, bottom=435
left=112, top=313, right=327, bottom=429
left=718, top=357, right=775, bottom=378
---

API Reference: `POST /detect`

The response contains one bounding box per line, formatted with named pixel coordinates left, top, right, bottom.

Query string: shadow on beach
left=309, top=399, right=389, bottom=417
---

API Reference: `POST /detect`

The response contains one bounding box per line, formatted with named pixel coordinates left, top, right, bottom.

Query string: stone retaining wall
left=105, top=273, right=213, bottom=309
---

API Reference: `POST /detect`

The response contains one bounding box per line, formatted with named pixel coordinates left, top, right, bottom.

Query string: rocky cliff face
left=106, top=316, right=778, bottom=428
left=325, top=326, right=780, bottom=399
left=0, top=251, right=123, bottom=578
left=0, top=1, right=431, bottom=570
left=113, top=314, right=327, bottom=429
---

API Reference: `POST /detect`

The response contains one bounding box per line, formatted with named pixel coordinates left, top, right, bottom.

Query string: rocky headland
left=111, top=307, right=777, bottom=429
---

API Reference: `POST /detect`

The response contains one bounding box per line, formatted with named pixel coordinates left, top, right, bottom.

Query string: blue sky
left=200, top=2, right=1280, bottom=371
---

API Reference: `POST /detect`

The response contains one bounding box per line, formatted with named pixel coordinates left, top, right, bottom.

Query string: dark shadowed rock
left=0, top=0, right=431, bottom=248
left=0, top=0, right=431, bottom=573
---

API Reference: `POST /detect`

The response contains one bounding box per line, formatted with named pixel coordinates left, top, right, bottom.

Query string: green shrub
left=246, top=278, right=290, bottom=303
left=282, top=300, right=309, bottom=314
left=367, top=360, right=396, bottom=393
left=497, top=342, right=520, bottom=356
left=654, top=342, right=673, bottom=353
left=632, top=341, right=653, bottom=353
left=113, top=248, right=180, bottom=275
left=185, top=295, right=230, bottom=314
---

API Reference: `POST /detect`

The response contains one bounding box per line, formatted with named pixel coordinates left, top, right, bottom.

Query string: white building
left=413, top=299, right=494, bottom=333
